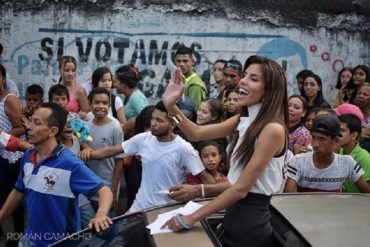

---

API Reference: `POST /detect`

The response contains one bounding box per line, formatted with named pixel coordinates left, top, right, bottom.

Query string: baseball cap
left=311, top=114, right=342, bottom=137
left=177, top=97, right=195, bottom=118
left=334, top=103, right=364, bottom=122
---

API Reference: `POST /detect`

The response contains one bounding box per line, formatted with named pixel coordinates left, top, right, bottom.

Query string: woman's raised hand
left=162, top=68, right=185, bottom=107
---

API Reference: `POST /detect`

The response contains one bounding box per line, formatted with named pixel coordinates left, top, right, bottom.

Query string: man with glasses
left=218, top=59, right=243, bottom=105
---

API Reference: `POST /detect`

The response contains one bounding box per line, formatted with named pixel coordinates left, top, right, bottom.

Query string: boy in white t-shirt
left=81, top=101, right=215, bottom=212
left=284, top=114, right=370, bottom=193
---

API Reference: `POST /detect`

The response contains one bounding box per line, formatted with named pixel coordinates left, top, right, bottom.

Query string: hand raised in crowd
left=88, top=211, right=113, bottom=233
left=162, top=68, right=185, bottom=106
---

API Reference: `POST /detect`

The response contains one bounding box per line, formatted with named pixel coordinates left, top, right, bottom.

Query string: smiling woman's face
left=237, top=63, right=265, bottom=107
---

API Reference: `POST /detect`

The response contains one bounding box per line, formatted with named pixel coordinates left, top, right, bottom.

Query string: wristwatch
left=168, top=113, right=183, bottom=124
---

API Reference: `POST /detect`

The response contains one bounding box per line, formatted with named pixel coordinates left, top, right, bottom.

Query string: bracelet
left=201, top=184, right=205, bottom=198
left=168, top=113, right=183, bottom=124
left=175, top=214, right=192, bottom=230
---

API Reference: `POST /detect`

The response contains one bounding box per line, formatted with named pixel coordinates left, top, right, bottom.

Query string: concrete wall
left=1, top=0, right=369, bottom=104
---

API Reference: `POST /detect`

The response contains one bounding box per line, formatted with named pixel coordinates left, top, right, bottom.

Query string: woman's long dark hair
left=116, top=64, right=141, bottom=89
left=233, top=56, right=288, bottom=167
left=91, top=67, right=113, bottom=89
left=335, top=67, right=353, bottom=90
left=301, top=73, right=326, bottom=109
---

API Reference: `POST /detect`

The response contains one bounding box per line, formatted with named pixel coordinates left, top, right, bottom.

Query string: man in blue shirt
left=0, top=102, right=113, bottom=247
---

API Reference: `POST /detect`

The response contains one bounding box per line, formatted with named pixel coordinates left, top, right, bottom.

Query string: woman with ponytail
left=113, top=65, right=148, bottom=120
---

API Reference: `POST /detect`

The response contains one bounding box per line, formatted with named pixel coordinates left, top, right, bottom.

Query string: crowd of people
left=0, top=42, right=369, bottom=246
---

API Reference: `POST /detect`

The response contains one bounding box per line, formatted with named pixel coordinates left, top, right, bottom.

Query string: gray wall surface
left=1, top=0, right=369, bottom=104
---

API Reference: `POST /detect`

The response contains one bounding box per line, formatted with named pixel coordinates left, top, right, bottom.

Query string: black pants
left=124, top=157, right=142, bottom=209
left=222, top=192, right=278, bottom=247
left=0, top=157, right=24, bottom=234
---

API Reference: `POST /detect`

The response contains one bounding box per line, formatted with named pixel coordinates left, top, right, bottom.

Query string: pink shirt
left=67, top=92, right=80, bottom=113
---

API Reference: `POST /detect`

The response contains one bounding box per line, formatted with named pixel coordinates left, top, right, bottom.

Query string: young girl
left=333, top=67, right=353, bottom=107
left=301, top=73, right=330, bottom=115
left=162, top=55, right=288, bottom=246
left=58, top=55, right=90, bottom=115
left=194, top=98, right=228, bottom=153
left=198, top=141, right=228, bottom=183
left=90, top=66, right=126, bottom=126
left=288, top=95, right=311, bottom=154
left=196, top=98, right=224, bottom=125
left=225, top=89, right=239, bottom=119
left=186, top=140, right=227, bottom=185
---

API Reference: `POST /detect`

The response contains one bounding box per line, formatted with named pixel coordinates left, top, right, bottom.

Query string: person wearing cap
left=335, top=103, right=364, bottom=122
left=284, top=114, right=370, bottom=193
left=337, top=114, right=370, bottom=193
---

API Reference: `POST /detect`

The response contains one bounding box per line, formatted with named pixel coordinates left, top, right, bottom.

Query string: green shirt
left=340, top=143, right=370, bottom=193
left=184, top=72, right=207, bottom=110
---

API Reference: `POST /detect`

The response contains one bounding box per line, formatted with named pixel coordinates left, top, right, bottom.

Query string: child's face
left=311, top=132, right=338, bottom=158
left=226, top=92, right=239, bottom=113
left=89, top=93, right=110, bottom=119
left=98, top=72, right=113, bottom=91
left=61, top=62, right=77, bottom=84
left=51, top=94, right=69, bottom=109
left=305, top=112, right=316, bottom=130
left=197, top=102, right=213, bottom=125
left=26, top=93, right=43, bottom=110
left=200, top=145, right=221, bottom=172
left=353, top=68, right=367, bottom=86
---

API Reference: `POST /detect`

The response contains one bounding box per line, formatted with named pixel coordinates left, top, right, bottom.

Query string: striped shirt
left=0, top=94, right=23, bottom=163
left=287, top=152, right=364, bottom=192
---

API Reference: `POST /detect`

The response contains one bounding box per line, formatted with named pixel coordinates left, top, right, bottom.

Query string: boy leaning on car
left=284, top=114, right=370, bottom=193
